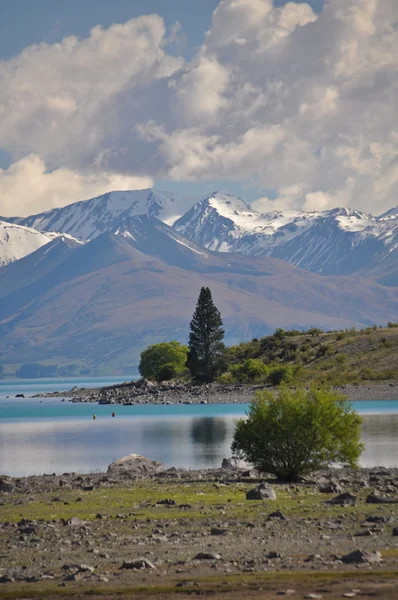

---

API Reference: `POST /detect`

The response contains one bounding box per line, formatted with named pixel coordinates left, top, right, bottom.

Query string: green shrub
left=267, top=365, right=294, bottom=386
left=228, top=359, right=269, bottom=383
left=232, top=386, right=363, bottom=481
left=306, top=327, right=324, bottom=336
left=139, top=341, right=189, bottom=382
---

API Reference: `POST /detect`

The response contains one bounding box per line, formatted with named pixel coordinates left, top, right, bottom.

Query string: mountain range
left=0, top=189, right=397, bottom=374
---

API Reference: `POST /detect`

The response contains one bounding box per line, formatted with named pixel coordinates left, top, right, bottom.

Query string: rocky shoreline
left=31, top=378, right=398, bottom=404
left=0, top=458, right=397, bottom=598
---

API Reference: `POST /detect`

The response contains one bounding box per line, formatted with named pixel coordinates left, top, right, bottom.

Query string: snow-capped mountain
left=14, top=189, right=200, bottom=241
left=175, top=195, right=398, bottom=276
left=0, top=220, right=81, bottom=267
left=5, top=186, right=398, bottom=278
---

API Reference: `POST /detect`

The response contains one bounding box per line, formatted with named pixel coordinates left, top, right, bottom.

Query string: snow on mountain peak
left=0, top=221, right=82, bottom=267
left=14, top=189, right=201, bottom=240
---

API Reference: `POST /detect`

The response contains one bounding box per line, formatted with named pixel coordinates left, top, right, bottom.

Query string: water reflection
left=0, top=412, right=397, bottom=477
left=191, top=418, right=228, bottom=465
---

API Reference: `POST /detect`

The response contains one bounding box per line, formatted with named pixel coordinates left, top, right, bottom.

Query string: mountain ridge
left=5, top=188, right=397, bottom=278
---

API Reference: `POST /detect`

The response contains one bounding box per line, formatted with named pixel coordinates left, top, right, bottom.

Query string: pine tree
left=187, top=287, right=225, bottom=382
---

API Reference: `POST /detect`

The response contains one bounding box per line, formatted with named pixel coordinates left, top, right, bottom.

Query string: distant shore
left=30, top=379, right=398, bottom=404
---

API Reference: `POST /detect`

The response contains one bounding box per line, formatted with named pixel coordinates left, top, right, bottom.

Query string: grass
left=221, top=325, right=398, bottom=386
left=1, top=569, right=398, bottom=599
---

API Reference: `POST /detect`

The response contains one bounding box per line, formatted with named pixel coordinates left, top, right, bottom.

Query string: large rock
left=246, top=483, right=276, bottom=500
left=221, top=456, right=251, bottom=470
left=0, top=477, right=14, bottom=493
left=107, top=454, right=164, bottom=475
left=341, top=549, right=382, bottom=564
left=326, top=492, right=356, bottom=506
left=366, top=494, right=398, bottom=504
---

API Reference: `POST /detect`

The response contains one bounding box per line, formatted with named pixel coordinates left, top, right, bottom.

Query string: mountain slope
left=13, top=189, right=200, bottom=240
left=0, top=217, right=397, bottom=371
left=175, top=196, right=398, bottom=277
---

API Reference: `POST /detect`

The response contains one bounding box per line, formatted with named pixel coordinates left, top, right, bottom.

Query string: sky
left=0, top=0, right=397, bottom=217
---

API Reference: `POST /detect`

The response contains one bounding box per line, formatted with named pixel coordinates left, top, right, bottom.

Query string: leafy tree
left=187, top=287, right=225, bottom=382
left=139, top=341, right=188, bottom=382
left=232, top=386, right=363, bottom=481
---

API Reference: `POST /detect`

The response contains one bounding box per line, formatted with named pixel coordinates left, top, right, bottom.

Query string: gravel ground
left=0, top=464, right=397, bottom=599
left=32, top=380, right=398, bottom=405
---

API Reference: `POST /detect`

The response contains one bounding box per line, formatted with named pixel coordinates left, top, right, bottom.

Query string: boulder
left=326, top=492, right=356, bottom=506
left=341, top=549, right=382, bottom=564
left=0, top=477, right=14, bottom=493
left=221, top=457, right=251, bottom=470
left=246, top=483, right=276, bottom=500
left=366, top=494, right=398, bottom=504
left=107, top=454, right=164, bottom=474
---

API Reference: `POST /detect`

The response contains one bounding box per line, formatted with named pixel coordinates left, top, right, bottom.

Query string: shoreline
left=0, top=462, right=397, bottom=598
left=30, top=379, right=398, bottom=404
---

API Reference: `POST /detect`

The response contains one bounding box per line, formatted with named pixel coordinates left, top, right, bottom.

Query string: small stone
left=121, top=558, right=156, bottom=570
left=268, top=510, right=287, bottom=520
left=392, top=527, right=398, bottom=536
left=343, top=594, right=357, bottom=598
left=210, top=527, right=227, bottom=536
left=66, top=517, right=86, bottom=526
left=78, top=564, right=95, bottom=573
left=193, top=552, right=221, bottom=560
left=304, top=594, right=322, bottom=599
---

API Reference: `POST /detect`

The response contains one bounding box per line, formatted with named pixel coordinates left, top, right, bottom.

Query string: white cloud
left=0, top=155, right=152, bottom=216
left=0, top=0, right=397, bottom=216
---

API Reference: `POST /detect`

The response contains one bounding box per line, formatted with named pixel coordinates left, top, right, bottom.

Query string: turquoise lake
left=1, top=378, right=397, bottom=476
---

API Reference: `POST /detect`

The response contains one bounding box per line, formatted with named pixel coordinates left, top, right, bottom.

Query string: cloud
left=0, top=0, right=397, bottom=216
left=0, top=155, right=152, bottom=216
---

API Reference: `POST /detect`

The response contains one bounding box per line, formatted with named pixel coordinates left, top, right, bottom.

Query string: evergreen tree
left=187, top=287, right=225, bottom=382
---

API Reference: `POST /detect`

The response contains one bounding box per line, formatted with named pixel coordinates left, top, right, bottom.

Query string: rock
left=326, top=492, right=356, bottom=506
left=78, top=564, right=95, bottom=573
left=392, top=527, right=398, bottom=536
left=66, top=517, right=86, bottom=526
left=15, top=394, right=25, bottom=398
left=365, top=515, right=390, bottom=523
left=193, top=552, right=221, bottom=560
left=107, top=454, right=164, bottom=474
left=221, top=457, right=250, bottom=470
left=121, top=558, right=156, bottom=570
left=318, top=477, right=343, bottom=494
left=304, top=595, right=322, bottom=599
left=156, top=499, right=176, bottom=506
left=64, top=573, right=83, bottom=581
left=210, top=527, right=227, bottom=536
left=267, top=510, right=287, bottom=520
left=341, top=550, right=382, bottom=564
left=0, top=477, right=14, bottom=493
left=0, top=575, right=15, bottom=583
left=366, top=494, right=398, bottom=504
left=246, top=483, right=276, bottom=500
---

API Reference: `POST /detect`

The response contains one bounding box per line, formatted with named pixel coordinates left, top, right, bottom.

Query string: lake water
left=0, top=378, right=397, bottom=476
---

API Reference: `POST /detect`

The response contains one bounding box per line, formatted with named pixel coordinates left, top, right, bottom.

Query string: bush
left=229, top=359, right=268, bottom=383
left=267, top=365, right=294, bottom=386
left=231, top=386, right=363, bottom=481
left=139, top=341, right=188, bottom=382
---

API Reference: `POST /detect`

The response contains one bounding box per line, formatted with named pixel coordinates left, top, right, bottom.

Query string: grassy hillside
left=220, top=323, right=398, bottom=386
